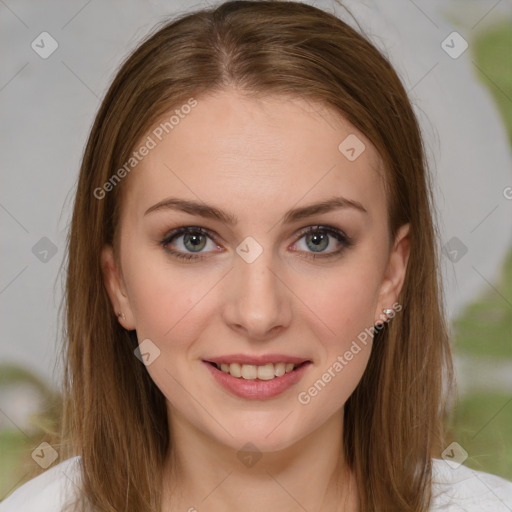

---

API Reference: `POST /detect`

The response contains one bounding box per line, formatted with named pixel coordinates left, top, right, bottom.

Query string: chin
left=210, top=412, right=308, bottom=453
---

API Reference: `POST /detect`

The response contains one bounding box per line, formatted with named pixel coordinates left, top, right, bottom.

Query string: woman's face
left=102, top=89, right=410, bottom=452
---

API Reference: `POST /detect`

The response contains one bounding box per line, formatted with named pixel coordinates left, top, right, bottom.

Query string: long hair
left=57, top=1, right=454, bottom=510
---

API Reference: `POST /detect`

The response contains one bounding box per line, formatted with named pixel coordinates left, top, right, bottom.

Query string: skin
left=101, top=88, right=410, bottom=511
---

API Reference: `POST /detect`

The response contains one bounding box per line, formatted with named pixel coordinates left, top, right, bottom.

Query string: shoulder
left=430, top=458, right=512, bottom=511
left=0, top=456, right=83, bottom=512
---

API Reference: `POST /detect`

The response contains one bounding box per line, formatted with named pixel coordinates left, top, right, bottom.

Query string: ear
left=101, top=244, right=136, bottom=330
left=373, top=223, right=410, bottom=325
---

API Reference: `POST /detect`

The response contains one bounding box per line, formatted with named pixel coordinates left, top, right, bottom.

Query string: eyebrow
left=144, top=195, right=368, bottom=224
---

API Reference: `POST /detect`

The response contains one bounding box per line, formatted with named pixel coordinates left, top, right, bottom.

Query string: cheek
left=297, top=344, right=372, bottom=421
left=294, top=258, right=382, bottom=344
left=294, top=267, right=379, bottom=414
left=123, top=248, right=219, bottom=343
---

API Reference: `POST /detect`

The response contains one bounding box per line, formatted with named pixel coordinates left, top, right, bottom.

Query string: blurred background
left=1, top=0, right=511, bottom=499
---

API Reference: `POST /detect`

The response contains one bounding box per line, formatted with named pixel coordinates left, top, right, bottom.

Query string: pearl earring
left=375, top=307, right=395, bottom=327
left=117, top=312, right=126, bottom=320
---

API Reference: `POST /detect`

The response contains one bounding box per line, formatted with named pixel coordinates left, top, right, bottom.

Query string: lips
left=204, top=354, right=310, bottom=366
left=203, top=359, right=312, bottom=399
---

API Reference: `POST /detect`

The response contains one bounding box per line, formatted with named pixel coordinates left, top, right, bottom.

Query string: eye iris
left=184, top=232, right=206, bottom=252
left=306, top=232, right=329, bottom=252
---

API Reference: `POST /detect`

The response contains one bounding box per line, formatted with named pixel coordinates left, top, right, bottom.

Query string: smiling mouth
left=206, top=361, right=310, bottom=380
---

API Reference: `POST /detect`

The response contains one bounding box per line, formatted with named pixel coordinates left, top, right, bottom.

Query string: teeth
left=229, top=363, right=242, bottom=378
left=215, top=362, right=301, bottom=380
left=257, top=363, right=275, bottom=380
left=274, top=363, right=286, bottom=377
left=241, top=364, right=258, bottom=380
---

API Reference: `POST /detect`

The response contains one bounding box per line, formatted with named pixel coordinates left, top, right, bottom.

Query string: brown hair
left=56, top=1, right=454, bottom=510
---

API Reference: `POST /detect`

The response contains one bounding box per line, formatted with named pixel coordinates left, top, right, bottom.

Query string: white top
left=1, top=457, right=512, bottom=511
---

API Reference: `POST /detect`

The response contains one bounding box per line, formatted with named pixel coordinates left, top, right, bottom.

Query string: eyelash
left=160, top=225, right=354, bottom=262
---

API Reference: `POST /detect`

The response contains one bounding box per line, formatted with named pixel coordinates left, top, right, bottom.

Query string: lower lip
left=203, top=361, right=311, bottom=400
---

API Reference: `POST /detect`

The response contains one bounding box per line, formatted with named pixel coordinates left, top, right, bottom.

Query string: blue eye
left=160, top=225, right=353, bottom=262
left=160, top=226, right=218, bottom=261
left=292, top=225, right=353, bottom=260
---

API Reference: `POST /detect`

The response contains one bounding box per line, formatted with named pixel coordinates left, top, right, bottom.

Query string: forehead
left=119, top=90, right=386, bottom=227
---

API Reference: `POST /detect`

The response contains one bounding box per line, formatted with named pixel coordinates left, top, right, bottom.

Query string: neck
left=161, top=405, right=358, bottom=512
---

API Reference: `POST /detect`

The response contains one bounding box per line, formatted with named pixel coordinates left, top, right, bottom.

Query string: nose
left=222, top=249, right=292, bottom=340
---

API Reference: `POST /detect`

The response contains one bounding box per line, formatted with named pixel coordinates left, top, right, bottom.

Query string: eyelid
left=160, top=225, right=222, bottom=250
left=160, top=224, right=353, bottom=261
left=290, top=225, right=353, bottom=259
left=295, top=225, right=353, bottom=244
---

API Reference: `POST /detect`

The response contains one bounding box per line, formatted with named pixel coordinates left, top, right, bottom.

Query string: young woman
left=2, top=1, right=512, bottom=511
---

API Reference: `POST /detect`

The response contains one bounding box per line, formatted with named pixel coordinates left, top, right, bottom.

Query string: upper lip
left=204, top=354, right=311, bottom=365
